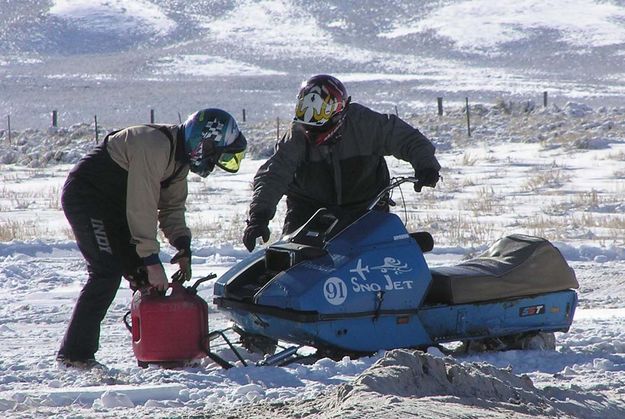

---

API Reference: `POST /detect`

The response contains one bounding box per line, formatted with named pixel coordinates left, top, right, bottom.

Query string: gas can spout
left=190, top=273, right=217, bottom=292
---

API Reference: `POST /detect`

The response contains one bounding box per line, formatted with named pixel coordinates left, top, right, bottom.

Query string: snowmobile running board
left=206, top=329, right=248, bottom=369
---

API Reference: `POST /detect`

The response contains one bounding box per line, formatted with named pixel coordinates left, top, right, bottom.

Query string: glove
left=243, top=220, right=270, bottom=252
left=414, top=168, right=440, bottom=192
left=125, top=266, right=149, bottom=291
left=146, top=263, right=168, bottom=292
left=171, top=248, right=191, bottom=283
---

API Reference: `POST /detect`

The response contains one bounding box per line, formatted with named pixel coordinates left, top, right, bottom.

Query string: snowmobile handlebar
left=367, top=177, right=420, bottom=210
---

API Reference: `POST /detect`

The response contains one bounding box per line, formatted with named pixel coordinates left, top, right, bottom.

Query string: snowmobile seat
left=425, top=234, right=579, bottom=305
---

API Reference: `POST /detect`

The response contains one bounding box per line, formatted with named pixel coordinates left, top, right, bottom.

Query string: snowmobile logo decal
left=350, top=258, right=412, bottom=281
left=519, top=304, right=545, bottom=317
left=350, top=259, right=369, bottom=281
left=370, top=258, right=412, bottom=275
left=90, top=218, right=113, bottom=255
left=324, top=277, right=347, bottom=305
left=349, top=258, right=414, bottom=294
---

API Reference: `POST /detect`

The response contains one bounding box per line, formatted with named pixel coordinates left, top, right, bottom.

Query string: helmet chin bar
left=306, top=112, right=347, bottom=145
left=189, top=159, right=216, bottom=178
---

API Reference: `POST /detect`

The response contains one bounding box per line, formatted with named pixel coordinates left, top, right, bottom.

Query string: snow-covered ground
left=2, top=1, right=625, bottom=417
left=0, top=102, right=625, bottom=418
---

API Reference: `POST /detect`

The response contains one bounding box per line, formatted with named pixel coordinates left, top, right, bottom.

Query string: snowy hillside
left=2, top=0, right=625, bottom=130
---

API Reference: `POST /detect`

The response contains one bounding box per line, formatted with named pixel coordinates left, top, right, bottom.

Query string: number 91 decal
left=323, top=277, right=347, bottom=305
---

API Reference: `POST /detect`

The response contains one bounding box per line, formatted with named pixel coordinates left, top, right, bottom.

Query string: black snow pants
left=58, top=142, right=139, bottom=361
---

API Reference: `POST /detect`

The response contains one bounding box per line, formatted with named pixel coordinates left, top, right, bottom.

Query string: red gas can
left=126, top=280, right=210, bottom=367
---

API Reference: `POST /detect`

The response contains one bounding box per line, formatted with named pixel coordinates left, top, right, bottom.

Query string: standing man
left=243, top=74, right=440, bottom=251
left=58, top=108, right=247, bottom=368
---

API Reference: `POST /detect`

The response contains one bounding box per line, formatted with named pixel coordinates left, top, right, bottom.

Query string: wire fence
left=3, top=93, right=552, bottom=144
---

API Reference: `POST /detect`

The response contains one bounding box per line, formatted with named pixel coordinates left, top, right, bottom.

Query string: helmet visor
left=215, top=132, right=247, bottom=173
left=216, top=150, right=245, bottom=173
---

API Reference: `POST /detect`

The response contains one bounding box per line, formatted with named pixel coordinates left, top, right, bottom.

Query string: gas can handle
left=168, top=281, right=185, bottom=294
left=123, top=310, right=132, bottom=333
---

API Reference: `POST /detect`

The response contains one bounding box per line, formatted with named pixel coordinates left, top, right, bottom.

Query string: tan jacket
left=106, top=125, right=191, bottom=259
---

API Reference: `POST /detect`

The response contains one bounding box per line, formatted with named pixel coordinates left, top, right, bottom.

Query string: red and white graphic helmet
left=294, top=74, right=350, bottom=130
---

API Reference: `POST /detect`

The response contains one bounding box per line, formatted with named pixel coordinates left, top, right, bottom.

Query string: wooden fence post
left=150, top=109, right=155, bottom=123
left=465, top=97, right=471, bottom=137
left=242, top=109, right=246, bottom=122
left=437, top=97, right=444, bottom=116
left=543, top=91, right=548, bottom=107
left=394, top=105, right=398, bottom=116
left=7, top=115, right=11, bottom=144
left=94, top=115, right=99, bottom=143
left=52, top=110, right=58, bottom=127
left=276, top=117, right=280, bottom=141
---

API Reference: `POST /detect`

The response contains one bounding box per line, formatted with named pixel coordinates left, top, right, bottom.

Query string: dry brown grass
left=0, top=219, right=73, bottom=241
left=461, top=187, right=504, bottom=216
left=405, top=212, right=498, bottom=248
left=521, top=169, right=570, bottom=192
left=606, top=150, right=625, bottom=161
left=461, top=152, right=479, bottom=166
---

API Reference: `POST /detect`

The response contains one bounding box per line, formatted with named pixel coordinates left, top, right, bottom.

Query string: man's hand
left=171, top=248, right=191, bottom=282
left=243, top=220, right=270, bottom=252
left=414, top=168, right=440, bottom=192
left=146, top=263, right=168, bottom=291
left=125, top=266, right=149, bottom=291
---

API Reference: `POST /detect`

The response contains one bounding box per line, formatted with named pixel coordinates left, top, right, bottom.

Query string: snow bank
left=222, top=349, right=625, bottom=418
left=9, top=383, right=184, bottom=409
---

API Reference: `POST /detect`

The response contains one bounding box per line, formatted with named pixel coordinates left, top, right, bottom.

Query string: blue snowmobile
left=214, top=177, right=578, bottom=362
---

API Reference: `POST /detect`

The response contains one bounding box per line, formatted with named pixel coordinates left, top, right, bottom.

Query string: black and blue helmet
left=183, top=108, right=247, bottom=177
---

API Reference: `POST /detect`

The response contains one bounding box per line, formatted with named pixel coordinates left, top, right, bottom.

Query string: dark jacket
left=248, top=103, right=441, bottom=223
